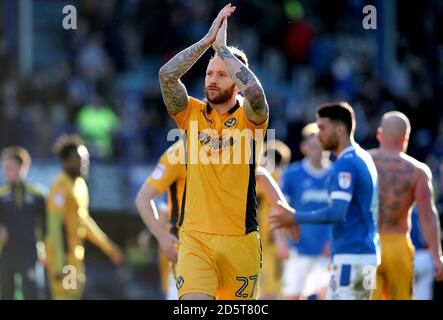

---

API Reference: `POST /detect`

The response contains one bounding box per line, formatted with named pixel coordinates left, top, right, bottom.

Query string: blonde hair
left=213, top=46, right=249, bottom=67
left=1, top=146, right=31, bottom=169
left=301, top=122, right=319, bottom=140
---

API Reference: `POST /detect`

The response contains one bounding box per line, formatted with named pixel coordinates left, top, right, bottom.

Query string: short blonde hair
left=213, top=46, right=249, bottom=67
left=301, top=122, right=319, bottom=140
left=1, top=146, right=31, bottom=169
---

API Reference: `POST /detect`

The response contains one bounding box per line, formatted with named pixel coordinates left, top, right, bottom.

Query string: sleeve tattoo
left=217, top=46, right=268, bottom=123
left=159, top=40, right=210, bottom=115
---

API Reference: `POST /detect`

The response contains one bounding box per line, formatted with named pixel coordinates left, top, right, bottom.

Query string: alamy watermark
left=62, top=5, right=77, bottom=30
left=165, top=122, right=276, bottom=172
left=362, top=5, right=377, bottom=30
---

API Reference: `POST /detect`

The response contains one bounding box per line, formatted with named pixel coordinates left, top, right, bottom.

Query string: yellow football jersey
left=46, top=172, right=116, bottom=275
left=146, top=140, right=186, bottom=236
left=256, top=169, right=283, bottom=297
left=170, top=97, right=268, bottom=235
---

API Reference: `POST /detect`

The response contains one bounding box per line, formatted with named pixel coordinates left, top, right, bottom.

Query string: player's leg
left=414, top=249, right=434, bottom=300
left=0, top=261, right=15, bottom=300
left=176, top=229, right=218, bottom=300
left=281, top=249, right=312, bottom=300
left=329, top=254, right=377, bottom=300
left=392, top=236, right=414, bottom=299
left=20, top=263, right=38, bottom=300
left=216, top=231, right=261, bottom=300
left=372, top=265, right=386, bottom=299
left=310, top=256, right=331, bottom=300
left=166, top=264, right=178, bottom=300
left=258, top=239, right=281, bottom=299
left=47, top=262, right=85, bottom=300
left=381, top=234, right=414, bottom=300
left=372, top=237, right=388, bottom=300
left=180, top=293, right=214, bottom=300
left=158, top=250, right=170, bottom=299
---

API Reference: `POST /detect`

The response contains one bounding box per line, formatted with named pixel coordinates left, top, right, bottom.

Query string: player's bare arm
left=256, top=166, right=299, bottom=241
left=81, top=214, right=124, bottom=265
left=135, top=183, right=179, bottom=263
left=212, top=19, right=269, bottom=124
left=414, top=164, right=443, bottom=281
left=158, top=4, right=236, bottom=115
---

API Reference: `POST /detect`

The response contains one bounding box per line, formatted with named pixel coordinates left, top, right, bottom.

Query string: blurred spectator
left=76, top=96, right=120, bottom=160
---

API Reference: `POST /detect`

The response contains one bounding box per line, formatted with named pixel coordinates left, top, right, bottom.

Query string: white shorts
left=282, top=248, right=330, bottom=297
left=327, top=254, right=378, bottom=300
left=414, top=249, right=434, bottom=300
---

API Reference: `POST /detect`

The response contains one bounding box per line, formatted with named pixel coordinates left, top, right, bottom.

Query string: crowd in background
left=0, top=0, right=443, bottom=208
left=0, top=0, right=443, bottom=300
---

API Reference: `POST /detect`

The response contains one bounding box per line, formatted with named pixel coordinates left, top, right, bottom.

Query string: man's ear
left=376, top=127, right=382, bottom=143
left=337, top=123, right=346, bottom=138
left=300, top=142, right=308, bottom=156
left=402, top=134, right=409, bottom=153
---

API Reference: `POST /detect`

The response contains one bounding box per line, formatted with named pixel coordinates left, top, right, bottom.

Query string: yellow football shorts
left=372, top=233, right=415, bottom=300
left=158, top=250, right=171, bottom=295
left=176, top=228, right=262, bottom=300
left=258, top=239, right=281, bottom=298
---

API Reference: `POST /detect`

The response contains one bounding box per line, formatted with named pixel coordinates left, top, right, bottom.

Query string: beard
left=320, top=133, right=339, bottom=152
left=204, top=84, right=235, bottom=104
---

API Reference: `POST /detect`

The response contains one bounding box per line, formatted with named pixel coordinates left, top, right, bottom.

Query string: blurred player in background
left=278, top=123, right=331, bottom=300
left=411, top=206, right=434, bottom=300
left=136, top=140, right=298, bottom=299
left=256, top=139, right=291, bottom=299
left=46, top=135, right=124, bottom=300
left=270, top=102, right=380, bottom=300
left=0, top=147, right=46, bottom=300
left=136, top=140, right=186, bottom=300
left=369, top=112, right=443, bottom=300
left=158, top=3, right=281, bottom=299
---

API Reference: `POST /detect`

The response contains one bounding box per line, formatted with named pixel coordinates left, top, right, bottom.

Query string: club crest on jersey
left=338, top=172, right=352, bottom=189
left=176, top=276, right=184, bottom=289
left=224, top=117, right=237, bottom=128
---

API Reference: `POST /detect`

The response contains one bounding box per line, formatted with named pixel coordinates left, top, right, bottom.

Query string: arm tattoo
left=244, top=85, right=267, bottom=115
left=236, top=66, right=254, bottom=86
left=159, top=81, right=188, bottom=115
left=159, top=40, right=210, bottom=114
left=216, top=45, right=269, bottom=122
left=217, top=45, right=234, bottom=60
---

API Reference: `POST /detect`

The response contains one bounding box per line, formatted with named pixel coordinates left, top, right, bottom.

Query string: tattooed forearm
left=244, top=85, right=267, bottom=115
left=159, top=40, right=211, bottom=114
left=159, top=80, right=188, bottom=115
left=217, top=45, right=233, bottom=60
left=159, top=40, right=209, bottom=81
left=215, top=45, right=268, bottom=123
left=236, top=66, right=254, bottom=86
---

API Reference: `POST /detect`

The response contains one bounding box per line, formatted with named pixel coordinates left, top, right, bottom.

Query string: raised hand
left=203, top=3, right=235, bottom=45
left=212, top=18, right=228, bottom=51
